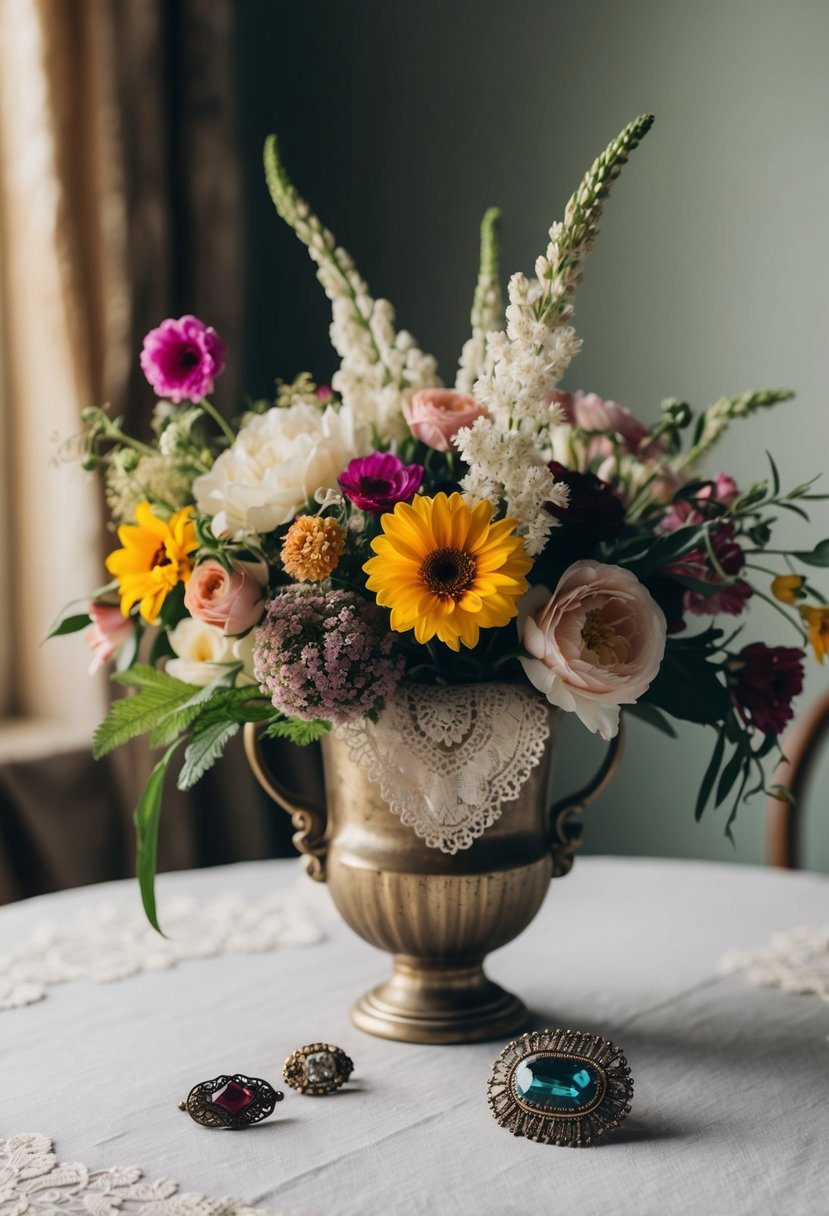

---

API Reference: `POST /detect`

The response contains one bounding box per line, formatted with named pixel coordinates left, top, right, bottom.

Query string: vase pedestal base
left=351, top=955, right=529, bottom=1045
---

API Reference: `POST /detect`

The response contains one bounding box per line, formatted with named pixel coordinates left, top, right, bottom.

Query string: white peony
left=192, top=401, right=368, bottom=539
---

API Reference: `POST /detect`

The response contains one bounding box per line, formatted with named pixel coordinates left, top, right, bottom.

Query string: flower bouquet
left=57, top=115, right=828, bottom=932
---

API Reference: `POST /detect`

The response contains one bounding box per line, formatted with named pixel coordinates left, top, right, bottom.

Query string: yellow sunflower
left=105, top=501, right=197, bottom=624
left=363, top=492, right=531, bottom=651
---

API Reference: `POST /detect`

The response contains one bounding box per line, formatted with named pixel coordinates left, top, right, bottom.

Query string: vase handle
left=548, top=722, right=625, bottom=878
left=243, top=722, right=328, bottom=881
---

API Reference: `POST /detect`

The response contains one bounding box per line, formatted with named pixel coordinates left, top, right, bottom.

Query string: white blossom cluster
left=472, top=270, right=581, bottom=439
left=328, top=293, right=439, bottom=442
left=105, top=451, right=192, bottom=523
left=454, top=417, right=569, bottom=556
left=264, top=140, right=439, bottom=442
left=157, top=407, right=203, bottom=457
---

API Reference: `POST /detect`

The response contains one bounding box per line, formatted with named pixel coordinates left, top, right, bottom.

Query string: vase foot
left=351, top=956, right=529, bottom=1045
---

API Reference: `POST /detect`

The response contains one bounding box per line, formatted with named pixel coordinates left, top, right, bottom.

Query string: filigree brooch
left=487, top=1028, right=633, bottom=1146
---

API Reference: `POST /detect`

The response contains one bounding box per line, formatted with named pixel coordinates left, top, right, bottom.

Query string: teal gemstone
left=513, top=1054, right=601, bottom=1110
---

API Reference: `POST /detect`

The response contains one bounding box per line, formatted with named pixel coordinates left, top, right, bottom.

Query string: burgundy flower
left=666, top=523, right=753, bottom=618
left=662, top=474, right=740, bottom=534
left=140, top=315, right=227, bottom=403
left=338, top=451, right=424, bottom=513
left=546, top=461, right=625, bottom=541
left=729, top=643, right=805, bottom=736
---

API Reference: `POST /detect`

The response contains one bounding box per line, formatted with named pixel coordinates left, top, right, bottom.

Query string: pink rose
left=403, top=389, right=488, bottom=452
left=85, top=602, right=135, bottom=673
left=549, top=390, right=649, bottom=452
left=517, top=561, right=667, bottom=740
left=184, top=559, right=265, bottom=636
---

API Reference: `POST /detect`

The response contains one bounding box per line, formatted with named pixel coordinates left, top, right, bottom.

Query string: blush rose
left=517, top=560, right=667, bottom=740
left=184, top=559, right=265, bottom=636
left=403, top=388, right=488, bottom=452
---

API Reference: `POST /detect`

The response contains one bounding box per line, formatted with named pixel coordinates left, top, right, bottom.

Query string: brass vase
left=244, top=710, right=621, bottom=1045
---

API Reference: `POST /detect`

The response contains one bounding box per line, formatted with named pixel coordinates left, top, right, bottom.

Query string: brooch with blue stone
left=487, top=1028, right=633, bottom=1146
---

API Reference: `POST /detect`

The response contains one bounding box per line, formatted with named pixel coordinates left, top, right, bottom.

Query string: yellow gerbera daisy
left=105, top=501, right=197, bottom=624
left=363, top=492, right=531, bottom=651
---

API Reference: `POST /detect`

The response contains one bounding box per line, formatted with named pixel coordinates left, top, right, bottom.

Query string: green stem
left=199, top=398, right=236, bottom=446
left=101, top=420, right=157, bottom=458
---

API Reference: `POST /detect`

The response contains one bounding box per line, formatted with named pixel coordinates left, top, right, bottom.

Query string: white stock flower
left=166, top=618, right=238, bottom=686
left=193, top=401, right=368, bottom=539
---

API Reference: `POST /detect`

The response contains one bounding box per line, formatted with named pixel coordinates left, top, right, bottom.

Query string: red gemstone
left=212, top=1081, right=254, bottom=1114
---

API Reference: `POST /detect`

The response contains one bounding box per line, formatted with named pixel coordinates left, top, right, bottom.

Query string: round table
left=1, top=856, right=827, bottom=1215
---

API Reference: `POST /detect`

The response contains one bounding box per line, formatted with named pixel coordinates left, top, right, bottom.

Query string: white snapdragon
left=454, top=417, right=569, bottom=556
left=264, top=139, right=440, bottom=440
left=472, top=271, right=580, bottom=440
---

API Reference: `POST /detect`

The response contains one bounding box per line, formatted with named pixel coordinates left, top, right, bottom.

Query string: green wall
left=236, top=0, right=829, bottom=870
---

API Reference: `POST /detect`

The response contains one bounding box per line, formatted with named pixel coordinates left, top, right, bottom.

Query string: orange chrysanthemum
left=105, top=501, right=197, bottom=624
left=281, top=515, right=345, bottom=582
left=363, top=492, right=531, bottom=651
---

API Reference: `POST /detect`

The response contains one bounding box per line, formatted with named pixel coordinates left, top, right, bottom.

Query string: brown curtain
left=0, top=0, right=293, bottom=903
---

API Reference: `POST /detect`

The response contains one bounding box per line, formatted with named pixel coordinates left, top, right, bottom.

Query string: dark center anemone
left=420, top=547, right=476, bottom=600
left=362, top=476, right=393, bottom=495
left=176, top=344, right=201, bottom=371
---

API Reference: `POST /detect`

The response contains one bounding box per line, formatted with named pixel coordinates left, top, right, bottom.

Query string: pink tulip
left=85, top=602, right=135, bottom=673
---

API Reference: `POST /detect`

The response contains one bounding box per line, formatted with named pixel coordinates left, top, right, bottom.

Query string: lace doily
left=0, top=886, right=329, bottom=1011
left=0, top=1133, right=286, bottom=1215
left=339, top=683, right=551, bottom=853
left=719, top=925, right=829, bottom=1001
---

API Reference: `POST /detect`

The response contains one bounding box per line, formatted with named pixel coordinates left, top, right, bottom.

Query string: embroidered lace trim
left=719, top=924, right=829, bottom=1001
left=0, top=884, right=329, bottom=1011
left=339, top=682, right=551, bottom=853
left=0, top=1133, right=285, bottom=1215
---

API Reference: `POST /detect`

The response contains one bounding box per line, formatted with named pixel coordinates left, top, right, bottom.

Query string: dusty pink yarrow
left=253, top=589, right=404, bottom=725
left=140, top=315, right=227, bottom=403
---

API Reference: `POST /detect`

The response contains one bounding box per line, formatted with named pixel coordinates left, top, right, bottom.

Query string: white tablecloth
left=1, top=857, right=828, bottom=1216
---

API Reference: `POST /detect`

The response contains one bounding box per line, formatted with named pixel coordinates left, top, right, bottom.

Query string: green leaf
left=263, top=717, right=332, bottom=745
left=177, top=721, right=240, bottom=791
left=148, top=682, right=268, bottom=747
left=715, top=742, right=748, bottom=809
left=134, top=741, right=180, bottom=933
left=112, top=664, right=194, bottom=693
left=43, top=612, right=92, bottom=641
left=766, top=451, right=781, bottom=498
left=792, top=538, right=829, bottom=567
left=623, top=702, right=677, bottom=738
left=646, top=643, right=731, bottom=728
left=625, top=523, right=709, bottom=575
left=93, top=671, right=197, bottom=758
left=695, top=730, right=726, bottom=820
